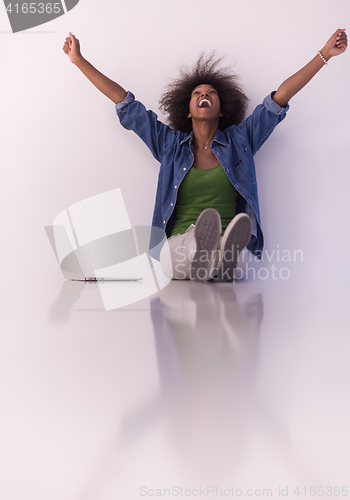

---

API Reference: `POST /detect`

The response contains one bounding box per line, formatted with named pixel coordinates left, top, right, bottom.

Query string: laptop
left=45, top=225, right=143, bottom=282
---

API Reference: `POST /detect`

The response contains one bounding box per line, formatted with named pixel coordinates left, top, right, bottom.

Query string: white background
left=1, top=2, right=350, bottom=499
left=1, top=0, right=350, bottom=290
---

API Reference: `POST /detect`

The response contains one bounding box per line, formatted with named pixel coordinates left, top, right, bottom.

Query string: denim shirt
left=116, top=91, right=289, bottom=258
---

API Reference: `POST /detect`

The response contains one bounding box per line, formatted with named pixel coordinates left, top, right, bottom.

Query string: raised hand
left=62, top=32, right=127, bottom=104
left=273, top=28, right=348, bottom=107
left=322, top=29, right=348, bottom=59
left=62, top=32, right=82, bottom=65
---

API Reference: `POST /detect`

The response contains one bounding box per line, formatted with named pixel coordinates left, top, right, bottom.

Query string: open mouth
left=198, top=99, right=211, bottom=108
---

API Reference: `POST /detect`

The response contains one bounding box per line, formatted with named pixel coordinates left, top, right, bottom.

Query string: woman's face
left=188, top=84, right=221, bottom=122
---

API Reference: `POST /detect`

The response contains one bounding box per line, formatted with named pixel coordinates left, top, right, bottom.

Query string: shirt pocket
left=233, top=147, right=256, bottom=184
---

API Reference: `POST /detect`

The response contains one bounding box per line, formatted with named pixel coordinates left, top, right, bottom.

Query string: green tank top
left=171, top=164, right=238, bottom=236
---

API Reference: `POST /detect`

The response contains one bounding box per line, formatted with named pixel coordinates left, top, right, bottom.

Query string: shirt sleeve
left=235, top=91, right=289, bottom=156
left=116, top=91, right=177, bottom=163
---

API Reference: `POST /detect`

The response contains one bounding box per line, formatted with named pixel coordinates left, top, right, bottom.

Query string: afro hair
left=159, top=53, right=249, bottom=133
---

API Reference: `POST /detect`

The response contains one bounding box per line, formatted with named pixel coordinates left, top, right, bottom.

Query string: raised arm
left=273, top=29, right=348, bottom=107
left=63, top=32, right=127, bottom=104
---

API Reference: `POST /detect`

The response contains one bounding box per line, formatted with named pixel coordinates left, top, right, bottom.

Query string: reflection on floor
left=1, top=277, right=350, bottom=500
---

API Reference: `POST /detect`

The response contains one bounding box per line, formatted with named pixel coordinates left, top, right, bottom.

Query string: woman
left=63, top=29, right=347, bottom=282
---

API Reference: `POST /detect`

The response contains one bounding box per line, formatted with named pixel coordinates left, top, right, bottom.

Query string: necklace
left=194, top=140, right=210, bottom=150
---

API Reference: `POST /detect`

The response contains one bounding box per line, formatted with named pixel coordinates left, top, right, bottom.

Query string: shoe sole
left=190, top=209, right=221, bottom=282
left=217, top=214, right=252, bottom=281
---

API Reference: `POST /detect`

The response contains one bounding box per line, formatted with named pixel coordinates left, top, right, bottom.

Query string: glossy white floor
left=1, top=263, right=350, bottom=500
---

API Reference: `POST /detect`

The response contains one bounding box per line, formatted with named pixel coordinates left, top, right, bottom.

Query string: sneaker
left=215, top=213, right=252, bottom=281
left=190, top=208, right=222, bottom=282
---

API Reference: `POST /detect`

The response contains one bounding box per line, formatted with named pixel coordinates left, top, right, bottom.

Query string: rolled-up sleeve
left=115, top=90, right=136, bottom=113
left=263, top=91, right=290, bottom=116
left=236, top=91, right=289, bottom=156
left=115, top=91, right=176, bottom=163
